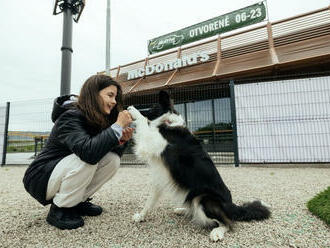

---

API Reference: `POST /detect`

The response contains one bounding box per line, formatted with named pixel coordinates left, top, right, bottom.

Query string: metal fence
left=235, top=75, right=330, bottom=163
left=122, top=82, right=234, bottom=165
left=1, top=73, right=330, bottom=166
left=0, top=103, right=8, bottom=165
left=1, top=99, right=53, bottom=165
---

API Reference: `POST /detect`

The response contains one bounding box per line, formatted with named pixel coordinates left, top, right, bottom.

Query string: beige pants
left=46, top=152, right=120, bottom=208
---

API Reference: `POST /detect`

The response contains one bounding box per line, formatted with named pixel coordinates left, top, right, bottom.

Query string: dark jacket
left=23, top=95, right=127, bottom=206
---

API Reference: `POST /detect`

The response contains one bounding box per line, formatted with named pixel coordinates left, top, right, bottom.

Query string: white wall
left=235, top=76, right=330, bottom=163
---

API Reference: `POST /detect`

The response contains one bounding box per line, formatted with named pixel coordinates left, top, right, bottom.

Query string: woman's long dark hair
left=77, top=74, right=123, bottom=129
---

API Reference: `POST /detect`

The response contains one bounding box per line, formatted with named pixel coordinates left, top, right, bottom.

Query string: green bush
left=195, top=122, right=232, bottom=132
left=307, top=186, right=330, bottom=226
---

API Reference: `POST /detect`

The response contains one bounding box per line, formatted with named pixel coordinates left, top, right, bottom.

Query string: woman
left=23, top=74, right=133, bottom=230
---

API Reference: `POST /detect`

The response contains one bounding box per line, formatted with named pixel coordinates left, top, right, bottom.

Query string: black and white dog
left=127, top=91, right=270, bottom=242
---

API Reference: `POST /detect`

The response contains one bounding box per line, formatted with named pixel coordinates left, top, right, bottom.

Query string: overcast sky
left=0, top=0, right=329, bottom=104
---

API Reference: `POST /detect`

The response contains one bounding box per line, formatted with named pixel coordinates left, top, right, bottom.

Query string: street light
left=53, top=0, right=85, bottom=23
left=53, top=0, right=85, bottom=96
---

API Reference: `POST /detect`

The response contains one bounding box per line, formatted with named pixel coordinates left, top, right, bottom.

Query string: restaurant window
left=186, top=100, right=213, bottom=132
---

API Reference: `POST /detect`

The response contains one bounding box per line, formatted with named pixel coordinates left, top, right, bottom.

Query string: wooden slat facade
left=101, top=6, right=330, bottom=96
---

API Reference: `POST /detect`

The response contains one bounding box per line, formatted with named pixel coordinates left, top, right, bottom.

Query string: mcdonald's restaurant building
left=104, top=6, right=330, bottom=164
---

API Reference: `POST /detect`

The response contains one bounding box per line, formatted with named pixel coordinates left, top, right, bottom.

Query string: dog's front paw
left=132, top=213, right=145, bottom=223
left=210, top=227, right=227, bottom=242
left=127, top=106, right=143, bottom=120
left=260, top=200, right=272, bottom=209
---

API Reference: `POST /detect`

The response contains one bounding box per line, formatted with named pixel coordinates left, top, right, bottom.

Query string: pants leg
left=46, top=152, right=120, bottom=208
left=83, top=152, right=120, bottom=200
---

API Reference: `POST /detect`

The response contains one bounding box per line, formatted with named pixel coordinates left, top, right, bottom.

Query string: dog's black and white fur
left=127, top=91, right=270, bottom=242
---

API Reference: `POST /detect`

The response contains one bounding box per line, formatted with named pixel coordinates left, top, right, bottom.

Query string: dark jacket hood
left=51, top=94, right=78, bottom=123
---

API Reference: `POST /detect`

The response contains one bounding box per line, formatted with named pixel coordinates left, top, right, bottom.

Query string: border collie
left=127, top=91, right=270, bottom=242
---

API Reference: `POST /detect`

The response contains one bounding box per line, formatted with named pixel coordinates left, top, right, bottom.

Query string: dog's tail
left=224, top=201, right=271, bottom=222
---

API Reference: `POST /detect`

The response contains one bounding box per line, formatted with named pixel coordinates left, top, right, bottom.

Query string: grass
left=7, top=144, right=42, bottom=153
left=307, top=186, right=330, bottom=226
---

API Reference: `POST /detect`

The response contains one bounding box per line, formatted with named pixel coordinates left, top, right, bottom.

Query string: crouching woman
left=23, top=74, right=133, bottom=230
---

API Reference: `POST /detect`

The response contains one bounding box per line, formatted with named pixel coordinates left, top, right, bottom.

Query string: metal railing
left=1, top=73, right=329, bottom=166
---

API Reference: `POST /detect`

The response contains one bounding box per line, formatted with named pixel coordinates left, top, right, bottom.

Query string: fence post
left=184, top=102, right=188, bottom=126
left=34, top=138, right=38, bottom=158
left=229, top=81, right=239, bottom=167
left=211, top=99, right=216, bottom=151
left=1, top=102, right=10, bottom=166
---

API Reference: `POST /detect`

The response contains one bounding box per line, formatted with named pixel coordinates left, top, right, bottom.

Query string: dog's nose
left=129, top=123, right=136, bottom=129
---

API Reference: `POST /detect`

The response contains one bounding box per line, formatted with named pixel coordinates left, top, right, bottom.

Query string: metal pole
left=34, top=138, right=38, bottom=158
left=60, top=0, right=73, bottom=96
left=229, top=80, right=239, bottom=167
left=105, top=0, right=111, bottom=75
left=184, top=102, right=188, bottom=125
left=1, top=102, right=10, bottom=166
left=211, top=99, right=216, bottom=151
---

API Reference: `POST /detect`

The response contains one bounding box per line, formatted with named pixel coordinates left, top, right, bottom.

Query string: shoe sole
left=78, top=211, right=102, bottom=217
left=46, top=215, right=84, bottom=230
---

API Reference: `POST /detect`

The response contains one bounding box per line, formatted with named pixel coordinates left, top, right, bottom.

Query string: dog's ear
left=159, top=90, right=172, bottom=109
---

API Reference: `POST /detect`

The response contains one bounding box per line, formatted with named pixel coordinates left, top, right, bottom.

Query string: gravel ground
left=0, top=165, right=329, bottom=248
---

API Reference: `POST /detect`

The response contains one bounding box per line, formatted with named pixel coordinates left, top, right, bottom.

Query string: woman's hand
left=115, top=110, right=132, bottom=128
left=120, top=127, right=134, bottom=142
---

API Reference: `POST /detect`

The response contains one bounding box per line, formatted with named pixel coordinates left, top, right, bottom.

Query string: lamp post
left=105, top=0, right=111, bottom=76
left=53, top=0, right=85, bottom=96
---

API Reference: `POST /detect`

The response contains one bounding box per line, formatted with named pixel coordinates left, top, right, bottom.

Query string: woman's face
left=99, top=85, right=118, bottom=115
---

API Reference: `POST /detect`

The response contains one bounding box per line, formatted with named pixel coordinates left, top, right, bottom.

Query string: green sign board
left=148, top=1, right=267, bottom=55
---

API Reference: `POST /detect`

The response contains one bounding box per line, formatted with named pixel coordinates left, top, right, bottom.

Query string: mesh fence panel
left=6, top=99, right=53, bottom=164
left=235, top=75, right=330, bottom=163
left=3, top=73, right=329, bottom=165
left=122, top=82, right=234, bottom=165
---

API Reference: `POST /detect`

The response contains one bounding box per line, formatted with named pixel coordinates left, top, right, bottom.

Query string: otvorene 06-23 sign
left=147, top=1, right=267, bottom=55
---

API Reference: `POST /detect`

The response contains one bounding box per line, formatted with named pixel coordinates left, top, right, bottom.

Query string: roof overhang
left=103, top=6, right=330, bottom=95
